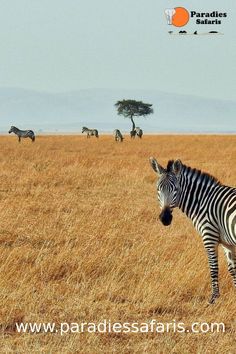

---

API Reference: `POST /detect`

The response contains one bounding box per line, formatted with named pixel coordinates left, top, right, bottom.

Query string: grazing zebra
left=150, top=158, right=236, bottom=304
left=82, top=127, right=99, bottom=138
left=8, top=126, right=35, bottom=142
left=130, top=130, right=136, bottom=139
left=113, top=129, right=123, bottom=142
left=135, top=127, right=143, bottom=138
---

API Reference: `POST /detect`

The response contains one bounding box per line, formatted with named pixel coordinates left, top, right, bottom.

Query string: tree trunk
left=130, top=116, right=135, bottom=131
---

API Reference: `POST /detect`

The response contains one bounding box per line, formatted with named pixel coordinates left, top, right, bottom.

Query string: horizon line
left=0, top=86, right=235, bottom=102
left=1, top=132, right=236, bottom=136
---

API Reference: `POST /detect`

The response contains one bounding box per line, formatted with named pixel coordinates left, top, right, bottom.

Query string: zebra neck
left=177, top=165, right=218, bottom=219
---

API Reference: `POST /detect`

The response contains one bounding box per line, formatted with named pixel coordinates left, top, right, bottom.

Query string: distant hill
left=0, top=87, right=235, bottom=133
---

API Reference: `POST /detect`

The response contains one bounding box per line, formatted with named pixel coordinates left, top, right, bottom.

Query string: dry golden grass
left=0, top=135, right=235, bottom=353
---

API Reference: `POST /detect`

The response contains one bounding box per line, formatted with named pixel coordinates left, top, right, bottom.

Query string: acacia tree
left=115, top=99, right=154, bottom=132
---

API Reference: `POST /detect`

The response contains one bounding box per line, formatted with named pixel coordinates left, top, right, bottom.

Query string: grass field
left=0, top=135, right=235, bottom=353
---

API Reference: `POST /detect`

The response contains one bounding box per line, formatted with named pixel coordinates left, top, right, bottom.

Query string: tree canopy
left=115, top=99, right=153, bottom=118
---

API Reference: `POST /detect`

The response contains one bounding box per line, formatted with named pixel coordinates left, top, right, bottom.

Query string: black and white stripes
left=135, top=127, right=143, bottom=138
left=82, top=127, right=99, bottom=138
left=8, top=126, right=35, bottom=142
left=130, top=127, right=143, bottom=139
left=150, top=158, right=236, bottom=304
left=113, top=129, right=124, bottom=142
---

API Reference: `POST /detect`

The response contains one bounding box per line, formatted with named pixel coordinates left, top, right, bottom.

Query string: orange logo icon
left=165, top=7, right=189, bottom=27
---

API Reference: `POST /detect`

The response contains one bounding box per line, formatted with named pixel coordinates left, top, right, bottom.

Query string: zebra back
left=9, top=126, right=35, bottom=140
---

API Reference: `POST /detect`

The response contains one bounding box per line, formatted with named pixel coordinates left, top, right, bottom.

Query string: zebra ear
left=172, top=159, right=182, bottom=176
left=149, top=157, right=165, bottom=175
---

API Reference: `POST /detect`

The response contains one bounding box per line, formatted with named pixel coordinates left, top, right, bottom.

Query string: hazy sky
left=0, top=0, right=235, bottom=99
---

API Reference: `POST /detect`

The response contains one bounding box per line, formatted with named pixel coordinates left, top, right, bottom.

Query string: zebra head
left=8, top=126, right=16, bottom=134
left=150, top=158, right=182, bottom=226
left=82, top=127, right=87, bottom=133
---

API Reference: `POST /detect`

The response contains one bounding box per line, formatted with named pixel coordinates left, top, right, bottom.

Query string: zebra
left=135, top=127, right=143, bottom=139
left=8, top=126, right=35, bottom=142
left=130, top=130, right=136, bottom=139
left=82, top=127, right=99, bottom=138
left=113, top=129, right=123, bottom=142
left=149, top=157, right=236, bottom=304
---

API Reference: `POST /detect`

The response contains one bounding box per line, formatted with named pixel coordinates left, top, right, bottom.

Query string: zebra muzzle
left=159, top=207, right=173, bottom=226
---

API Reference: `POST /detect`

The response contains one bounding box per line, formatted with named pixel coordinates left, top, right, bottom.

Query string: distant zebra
left=135, top=127, right=143, bottom=138
left=130, top=130, right=136, bottom=139
left=113, top=129, right=123, bottom=142
left=82, top=127, right=99, bottom=138
left=150, top=158, right=236, bottom=304
left=8, top=126, right=35, bottom=142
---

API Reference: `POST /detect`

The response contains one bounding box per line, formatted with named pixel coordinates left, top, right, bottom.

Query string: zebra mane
left=182, top=163, right=221, bottom=185
left=166, top=159, right=221, bottom=184
left=166, top=160, right=174, bottom=172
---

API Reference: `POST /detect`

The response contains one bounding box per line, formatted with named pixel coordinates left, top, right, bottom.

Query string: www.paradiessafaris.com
left=15, top=319, right=226, bottom=336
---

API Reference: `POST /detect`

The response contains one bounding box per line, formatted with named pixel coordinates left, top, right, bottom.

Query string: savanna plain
left=0, top=135, right=235, bottom=353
